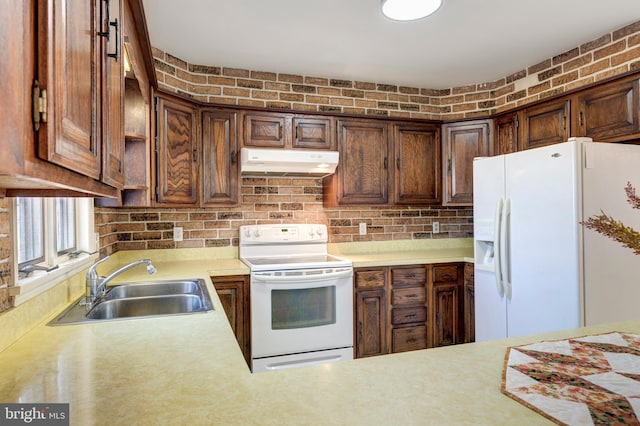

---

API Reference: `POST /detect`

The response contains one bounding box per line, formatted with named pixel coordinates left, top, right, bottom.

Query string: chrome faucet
left=85, top=256, right=157, bottom=305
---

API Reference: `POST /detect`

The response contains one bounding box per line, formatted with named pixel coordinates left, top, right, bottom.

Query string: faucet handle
left=87, top=256, right=110, bottom=279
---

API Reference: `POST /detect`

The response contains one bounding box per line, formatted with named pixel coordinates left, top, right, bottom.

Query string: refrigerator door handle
left=500, top=197, right=511, bottom=298
left=493, top=197, right=504, bottom=297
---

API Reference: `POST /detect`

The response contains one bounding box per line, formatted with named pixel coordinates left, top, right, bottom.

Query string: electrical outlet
left=173, top=226, right=184, bottom=242
left=359, top=222, right=367, bottom=235
left=433, top=222, right=440, bottom=234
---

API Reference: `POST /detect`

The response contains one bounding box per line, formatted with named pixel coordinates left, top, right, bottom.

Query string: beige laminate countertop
left=4, top=244, right=627, bottom=425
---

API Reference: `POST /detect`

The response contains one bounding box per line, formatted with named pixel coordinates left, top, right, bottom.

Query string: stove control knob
left=243, top=228, right=251, bottom=238
left=253, top=228, right=261, bottom=238
left=315, top=226, right=325, bottom=237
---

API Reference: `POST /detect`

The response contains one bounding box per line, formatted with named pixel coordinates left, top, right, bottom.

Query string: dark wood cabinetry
left=354, top=262, right=469, bottom=359
left=0, top=0, right=157, bottom=198
left=325, top=120, right=441, bottom=207
left=520, top=99, right=570, bottom=150
left=494, top=113, right=519, bottom=155
left=442, top=120, right=492, bottom=205
left=354, top=268, right=388, bottom=358
left=153, top=92, right=239, bottom=207
left=430, top=264, right=464, bottom=347
left=574, top=78, right=640, bottom=142
left=463, top=263, right=475, bottom=343
left=390, top=266, right=428, bottom=353
left=212, top=275, right=250, bottom=367
left=201, top=110, right=239, bottom=205
left=325, top=119, right=390, bottom=206
left=393, top=123, right=441, bottom=205
left=243, top=112, right=334, bottom=149
left=155, top=93, right=199, bottom=205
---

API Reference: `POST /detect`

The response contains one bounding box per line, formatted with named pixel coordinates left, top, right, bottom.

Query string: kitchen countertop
left=1, top=250, right=638, bottom=425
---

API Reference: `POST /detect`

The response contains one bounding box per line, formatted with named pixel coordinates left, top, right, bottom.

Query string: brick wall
left=152, top=21, right=640, bottom=121
left=0, top=198, right=13, bottom=311
left=95, top=177, right=472, bottom=253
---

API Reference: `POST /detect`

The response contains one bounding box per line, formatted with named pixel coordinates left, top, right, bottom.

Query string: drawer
left=355, top=269, right=386, bottom=289
left=391, top=267, right=426, bottom=287
left=392, top=325, right=427, bottom=353
left=392, top=287, right=426, bottom=305
left=433, top=265, right=459, bottom=283
left=392, top=306, right=426, bottom=326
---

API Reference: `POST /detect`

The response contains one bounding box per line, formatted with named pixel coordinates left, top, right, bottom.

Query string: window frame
left=12, top=197, right=97, bottom=306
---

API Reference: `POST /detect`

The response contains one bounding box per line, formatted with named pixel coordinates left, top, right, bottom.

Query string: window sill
left=14, top=254, right=98, bottom=306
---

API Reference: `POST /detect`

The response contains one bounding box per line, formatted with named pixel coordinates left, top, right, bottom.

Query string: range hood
left=240, top=148, right=339, bottom=177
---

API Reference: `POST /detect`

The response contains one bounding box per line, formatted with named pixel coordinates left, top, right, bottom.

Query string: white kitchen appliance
left=240, top=147, right=339, bottom=176
left=239, top=224, right=353, bottom=373
left=473, top=137, right=640, bottom=341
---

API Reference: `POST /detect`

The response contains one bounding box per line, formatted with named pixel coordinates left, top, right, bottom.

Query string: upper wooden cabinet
left=324, top=119, right=390, bottom=206
left=201, top=109, right=239, bottom=205
left=324, top=119, right=441, bottom=207
left=574, top=78, right=640, bottom=142
left=0, top=0, right=156, bottom=198
left=494, top=112, right=518, bottom=155
left=520, top=99, right=570, bottom=150
left=243, top=112, right=334, bottom=150
left=154, top=92, right=239, bottom=207
left=442, top=120, right=492, bottom=206
left=393, top=123, right=441, bottom=205
left=155, top=93, right=199, bottom=205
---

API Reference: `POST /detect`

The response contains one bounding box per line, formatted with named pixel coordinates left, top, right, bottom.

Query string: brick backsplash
left=152, top=21, right=640, bottom=120
left=95, top=177, right=472, bottom=253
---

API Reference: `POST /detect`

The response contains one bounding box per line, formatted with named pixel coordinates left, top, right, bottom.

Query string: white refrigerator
left=473, top=137, right=640, bottom=342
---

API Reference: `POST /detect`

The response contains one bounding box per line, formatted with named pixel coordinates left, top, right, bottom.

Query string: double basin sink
left=49, top=279, right=214, bottom=325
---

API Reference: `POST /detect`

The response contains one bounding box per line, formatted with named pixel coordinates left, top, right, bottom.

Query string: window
left=13, top=197, right=96, bottom=305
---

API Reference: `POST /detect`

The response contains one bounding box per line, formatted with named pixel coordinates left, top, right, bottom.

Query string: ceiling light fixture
left=381, top=0, right=442, bottom=21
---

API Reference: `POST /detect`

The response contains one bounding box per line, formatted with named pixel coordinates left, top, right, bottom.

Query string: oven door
left=251, top=267, right=353, bottom=359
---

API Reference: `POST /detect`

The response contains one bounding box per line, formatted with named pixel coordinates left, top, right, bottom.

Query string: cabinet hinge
left=32, top=80, right=47, bottom=131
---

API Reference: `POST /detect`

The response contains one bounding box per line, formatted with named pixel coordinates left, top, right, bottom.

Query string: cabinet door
left=520, top=99, right=570, bottom=150
left=37, top=0, right=102, bottom=179
left=155, top=94, right=198, bottom=204
left=333, top=119, right=389, bottom=205
left=213, top=276, right=250, bottom=366
left=394, top=124, right=441, bottom=205
left=243, top=113, right=288, bottom=148
left=100, top=0, right=125, bottom=188
left=432, top=283, right=459, bottom=347
left=463, top=263, right=475, bottom=343
left=293, top=116, right=334, bottom=149
left=575, top=78, right=640, bottom=142
left=442, top=120, right=491, bottom=205
left=494, top=113, right=518, bottom=155
left=355, top=289, right=388, bottom=358
left=201, top=110, right=238, bottom=205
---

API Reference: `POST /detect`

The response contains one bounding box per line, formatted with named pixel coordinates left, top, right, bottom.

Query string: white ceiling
left=142, top=0, right=640, bottom=89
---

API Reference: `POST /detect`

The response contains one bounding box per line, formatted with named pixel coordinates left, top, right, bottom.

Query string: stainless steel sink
left=49, top=278, right=214, bottom=325
left=103, top=280, right=200, bottom=300
left=86, top=294, right=205, bottom=320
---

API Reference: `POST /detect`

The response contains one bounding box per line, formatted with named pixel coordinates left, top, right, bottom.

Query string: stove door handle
left=252, top=268, right=353, bottom=283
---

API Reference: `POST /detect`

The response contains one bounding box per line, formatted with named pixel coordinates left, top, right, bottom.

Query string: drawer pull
left=407, top=294, right=418, bottom=298
left=405, top=313, right=416, bottom=319
left=407, top=338, right=417, bottom=344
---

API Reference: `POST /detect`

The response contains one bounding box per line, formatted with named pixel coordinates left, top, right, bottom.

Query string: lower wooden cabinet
left=211, top=275, right=250, bottom=367
left=430, top=264, right=463, bottom=347
left=354, top=268, right=388, bottom=358
left=390, top=266, right=428, bottom=353
left=354, top=262, right=471, bottom=359
left=463, top=263, right=475, bottom=343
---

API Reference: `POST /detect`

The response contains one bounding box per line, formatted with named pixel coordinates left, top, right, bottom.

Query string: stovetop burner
left=239, top=224, right=352, bottom=272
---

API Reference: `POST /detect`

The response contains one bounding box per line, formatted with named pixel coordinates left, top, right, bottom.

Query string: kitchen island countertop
left=1, top=252, right=638, bottom=425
